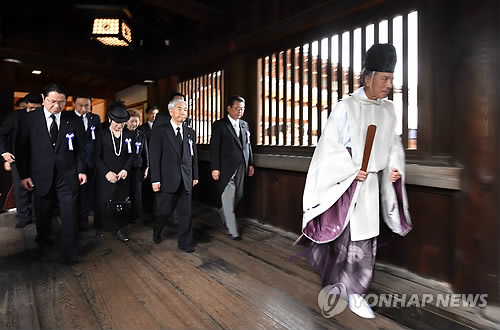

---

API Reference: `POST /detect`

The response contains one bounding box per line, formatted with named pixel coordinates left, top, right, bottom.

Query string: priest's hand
left=212, top=170, right=220, bottom=181
left=390, top=168, right=401, bottom=182
left=356, top=170, right=368, bottom=181
left=78, top=173, right=87, bottom=185
left=117, top=169, right=128, bottom=180
left=106, top=171, right=118, bottom=183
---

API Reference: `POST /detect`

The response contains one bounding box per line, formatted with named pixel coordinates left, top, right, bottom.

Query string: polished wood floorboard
left=0, top=204, right=407, bottom=330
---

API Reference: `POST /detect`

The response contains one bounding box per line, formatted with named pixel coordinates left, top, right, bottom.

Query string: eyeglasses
left=45, top=99, right=66, bottom=106
left=75, top=103, right=91, bottom=108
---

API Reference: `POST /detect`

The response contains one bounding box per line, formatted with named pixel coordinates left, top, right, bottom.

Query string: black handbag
left=105, top=182, right=131, bottom=217
left=105, top=198, right=131, bottom=217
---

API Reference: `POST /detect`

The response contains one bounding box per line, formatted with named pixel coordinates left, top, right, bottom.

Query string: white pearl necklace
left=110, top=128, right=123, bottom=156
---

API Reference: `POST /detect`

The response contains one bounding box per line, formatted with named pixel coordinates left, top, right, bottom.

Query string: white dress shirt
left=74, top=110, right=88, bottom=131
left=44, top=108, right=61, bottom=133
left=228, top=116, right=240, bottom=137
left=170, top=119, right=183, bottom=138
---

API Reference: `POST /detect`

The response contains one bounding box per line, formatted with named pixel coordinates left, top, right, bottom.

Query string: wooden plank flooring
left=0, top=204, right=409, bottom=329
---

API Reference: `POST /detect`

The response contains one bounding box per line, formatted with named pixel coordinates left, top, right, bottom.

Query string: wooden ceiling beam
left=13, top=79, right=119, bottom=99
left=141, top=0, right=226, bottom=24
left=0, top=47, right=149, bottom=83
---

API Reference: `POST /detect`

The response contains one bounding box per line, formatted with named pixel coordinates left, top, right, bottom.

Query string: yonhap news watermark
left=349, top=292, right=488, bottom=308
left=318, top=283, right=488, bottom=318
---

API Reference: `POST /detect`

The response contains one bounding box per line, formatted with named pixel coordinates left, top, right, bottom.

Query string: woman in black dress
left=94, top=101, right=139, bottom=241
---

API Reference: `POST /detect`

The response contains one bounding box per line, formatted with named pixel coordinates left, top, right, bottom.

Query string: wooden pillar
left=0, top=62, right=16, bottom=122
left=225, top=54, right=258, bottom=138
left=156, top=75, right=181, bottom=112
left=0, top=61, right=15, bottom=209
left=224, top=53, right=259, bottom=216
left=147, top=83, right=160, bottom=109
left=453, top=0, right=499, bottom=303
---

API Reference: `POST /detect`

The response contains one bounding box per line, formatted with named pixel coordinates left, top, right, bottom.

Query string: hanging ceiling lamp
left=91, top=18, right=132, bottom=47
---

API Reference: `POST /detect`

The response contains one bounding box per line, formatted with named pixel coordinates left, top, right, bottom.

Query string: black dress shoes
left=179, top=245, right=195, bottom=253
left=15, top=219, right=33, bottom=228
left=63, top=255, right=82, bottom=265
left=35, top=235, right=54, bottom=247
left=231, top=235, right=242, bottom=241
left=116, top=229, right=129, bottom=242
left=79, top=223, right=92, bottom=231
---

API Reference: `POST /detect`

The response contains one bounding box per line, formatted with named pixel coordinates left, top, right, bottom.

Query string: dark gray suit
left=209, top=116, right=253, bottom=237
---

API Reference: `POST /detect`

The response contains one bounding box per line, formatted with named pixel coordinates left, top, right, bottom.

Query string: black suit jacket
left=74, top=111, right=101, bottom=168
left=129, top=128, right=149, bottom=171
left=209, top=116, right=253, bottom=196
left=149, top=122, right=198, bottom=193
left=138, top=122, right=152, bottom=142
left=0, top=109, right=26, bottom=160
left=16, top=108, right=86, bottom=196
left=152, top=112, right=170, bottom=129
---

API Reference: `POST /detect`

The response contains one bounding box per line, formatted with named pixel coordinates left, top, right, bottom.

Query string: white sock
left=348, top=294, right=375, bottom=319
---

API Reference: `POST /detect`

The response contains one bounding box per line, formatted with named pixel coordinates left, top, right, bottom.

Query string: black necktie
left=239, top=127, right=244, bottom=145
left=176, top=127, right=183, bottom=155
left=49, top=114, right=58, bottom=147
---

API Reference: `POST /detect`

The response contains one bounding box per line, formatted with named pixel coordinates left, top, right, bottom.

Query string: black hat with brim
left=363, top=43, right=397, bottom=73
left=107, top=104, right=130, bottom=123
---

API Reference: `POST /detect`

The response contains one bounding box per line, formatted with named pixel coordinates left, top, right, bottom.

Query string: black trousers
left=78, top=167, right=95, bottom=227
left=142, top=173, right=154, bottom=214
left=34, top=172, right=79, bottom=257
left=154, top=183, right=193, bottom=249
left=11, top=163, right=33, bottom=222
left=130, top=168, right=143, bottom=221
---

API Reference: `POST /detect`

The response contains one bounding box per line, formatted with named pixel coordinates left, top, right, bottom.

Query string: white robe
left=302, top=88, right=412, bottom=242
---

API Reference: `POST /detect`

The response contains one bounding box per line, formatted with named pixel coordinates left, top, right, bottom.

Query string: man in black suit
left=72, top=93, right=100, bottom=231
left=209, top=95, right=254, bottom=240
left=16, top=83, right=87, bottom=264
left=138, top=105, right=159, bottom=142
left=150, top=99, right=198, bottom=253
left=153, top=92, right=185, bottom=127
left=138, top=105, right=159, bottom=215
left=0, top=92, right=42, bottom=228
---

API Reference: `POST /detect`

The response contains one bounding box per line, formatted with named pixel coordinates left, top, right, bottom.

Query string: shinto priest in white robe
left=296, top=87, right=412, bottom=245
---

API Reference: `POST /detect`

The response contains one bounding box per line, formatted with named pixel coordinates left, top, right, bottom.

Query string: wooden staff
left=360, top=125, right=377, bottom=171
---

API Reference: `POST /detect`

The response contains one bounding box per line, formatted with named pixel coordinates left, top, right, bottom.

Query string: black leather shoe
left=180, top=246, right=195, bottom=253
left=15, top=219, right=33, bottom=228
left=116, top=229, right=129, bottom=242
left=35, top=235, right=54, bottom=247
left=79, top=223, right=92, bottom=231
left=63, top=255, right=82, bottom=265
left=152, top=227, right=162, bottom=244
left=95, top=228, right=104, bottom=238
left=232, top=235, right=242, bottom=241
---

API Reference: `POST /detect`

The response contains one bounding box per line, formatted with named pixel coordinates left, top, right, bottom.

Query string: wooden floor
left=0, top=202, right=415, bottom=330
